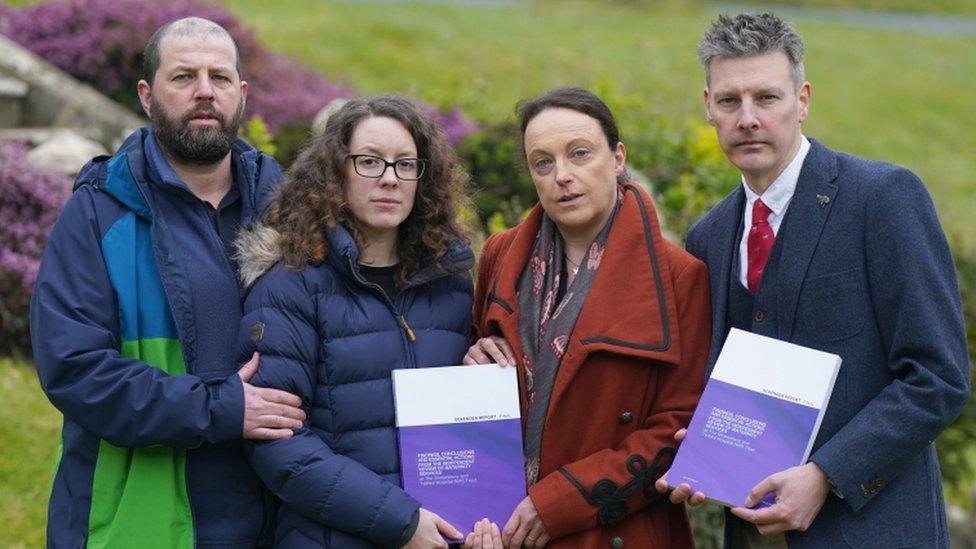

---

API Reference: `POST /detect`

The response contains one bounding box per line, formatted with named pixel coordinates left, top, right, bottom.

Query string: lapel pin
left=816, top=194, right=830, bottom=207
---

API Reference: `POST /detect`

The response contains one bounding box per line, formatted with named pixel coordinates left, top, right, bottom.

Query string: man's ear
left=703, top=87, right=715, bottom=125
left=240, top=80, right=248, bottom=110
left=798, top=81, right=811, bottom=123
left=137, top=80, right=152, bottom=119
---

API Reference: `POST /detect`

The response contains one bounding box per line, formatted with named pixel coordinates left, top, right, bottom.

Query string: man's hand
left=238, top=352, right=306, bottom=440
left=654, top=428, right=706, bottom=506
left=730, top=462, right=830, bottom=535
left=462, top=518, right=503, bottom=549
left=502, top=496, right=549, bottom=548
left=462, top=336, right=515, bottom=366
left=404, top=508, right=461, bottom=549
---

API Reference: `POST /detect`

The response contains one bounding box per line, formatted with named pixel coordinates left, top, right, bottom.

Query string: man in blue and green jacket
left=29, top=17, right=305, bottom=548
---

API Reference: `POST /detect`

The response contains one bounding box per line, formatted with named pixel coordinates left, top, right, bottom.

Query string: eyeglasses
left=347, top=154, right=428, bottom=181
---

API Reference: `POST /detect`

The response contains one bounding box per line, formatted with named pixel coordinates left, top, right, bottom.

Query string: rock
left=311, top=98, right=349, bottom=137
left=0, top=34, right=142, bottom=150
left=26, top=130, right=107, bottom=176
left=0, top=76, right=28, bottom=127
left=627, top=164, right=678, bottom=243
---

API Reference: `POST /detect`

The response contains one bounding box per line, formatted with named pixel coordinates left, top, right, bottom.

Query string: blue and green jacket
left=30, top=127, right=282, bottom=548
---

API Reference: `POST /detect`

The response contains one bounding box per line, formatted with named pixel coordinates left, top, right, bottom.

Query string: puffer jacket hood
left=236, top=222, right=474, bottom=290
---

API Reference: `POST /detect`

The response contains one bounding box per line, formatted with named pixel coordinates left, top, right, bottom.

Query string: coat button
left=754, top=309, right=765, bottom=322
left=618, top=412, right=633, bottom=424
left=610, top=536, right=624, bottom=548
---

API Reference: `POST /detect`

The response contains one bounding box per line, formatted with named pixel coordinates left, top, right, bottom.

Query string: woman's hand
left=461, top=518, right=503, bottom=549
left=502, top=496, right=550, bottom=548
left=403, top=508, right=461, bottom=549
left=654, top=428, right=706, bottom=506
left=462, top=336, right=516, bottom=366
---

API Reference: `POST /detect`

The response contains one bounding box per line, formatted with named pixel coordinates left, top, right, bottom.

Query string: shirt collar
left=741, top=135, right=810, bottom=217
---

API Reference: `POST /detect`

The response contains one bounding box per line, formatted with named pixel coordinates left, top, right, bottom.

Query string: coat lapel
left=774, top=139, right=840, bottom=340
left=482, top=185, right=685, bottom=418
left=549, top=185, right=684, bottom=413
left=481, top=208, right=541, bottom=390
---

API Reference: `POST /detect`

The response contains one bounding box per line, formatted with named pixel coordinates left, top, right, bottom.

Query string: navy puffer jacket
left=237, top=223, right=474, bottom=548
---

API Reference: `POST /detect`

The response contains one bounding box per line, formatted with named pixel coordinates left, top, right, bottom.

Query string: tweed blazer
left=686, top=138, right=970, bottom=548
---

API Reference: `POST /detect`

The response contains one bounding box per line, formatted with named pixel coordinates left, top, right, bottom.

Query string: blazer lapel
left=706, top=189, right=745, bottom=367
left=774, top=139, right=840, bottom=340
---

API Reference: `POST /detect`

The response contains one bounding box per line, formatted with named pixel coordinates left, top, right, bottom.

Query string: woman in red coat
left=463, top=88, right=711, bottom=548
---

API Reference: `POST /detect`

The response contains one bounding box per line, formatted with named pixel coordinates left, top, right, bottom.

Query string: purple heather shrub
left=0, top=140, right=70, bottom=291
left=0, top=140, right=71, bottom=354
left=0, top=0, right=476, bottom=143
left=0, top=0, right=348, bottom=134
left=425, top=106, right=479, bottom=147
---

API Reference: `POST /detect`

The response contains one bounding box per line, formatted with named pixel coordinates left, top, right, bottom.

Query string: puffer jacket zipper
left=346, top=256, right=418, bottom=368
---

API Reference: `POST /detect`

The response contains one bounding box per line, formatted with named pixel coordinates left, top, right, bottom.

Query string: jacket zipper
left=346, top=256, right=418, bottom=366
left=398, top=315, right=416, bottom=342
left=137, top=188, right=200, bottom=548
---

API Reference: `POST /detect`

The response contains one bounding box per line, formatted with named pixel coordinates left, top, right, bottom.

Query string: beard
left=151, top=97, right=244, bottom=165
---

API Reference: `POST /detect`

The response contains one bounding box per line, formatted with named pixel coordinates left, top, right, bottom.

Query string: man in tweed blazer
left=677, top=12, right=970, bottom=548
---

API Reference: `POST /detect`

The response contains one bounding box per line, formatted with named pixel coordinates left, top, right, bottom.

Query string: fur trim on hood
left=235, top=223, right=283, bottom=289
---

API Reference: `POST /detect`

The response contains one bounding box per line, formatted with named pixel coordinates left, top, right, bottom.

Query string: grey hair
left=698, top=13, right=805, bottom=88
left=143, top=17, right=242, bottom=84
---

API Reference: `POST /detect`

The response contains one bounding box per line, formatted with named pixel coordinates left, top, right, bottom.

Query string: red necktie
left=747, top=198, right=775, bottom=294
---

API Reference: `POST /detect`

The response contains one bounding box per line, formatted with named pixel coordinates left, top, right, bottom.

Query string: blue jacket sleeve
left=808, top=168, right=971, bottom=511
left=30, top=188, right=243, bottom=448
left=241, top=265, right=420, bottom=547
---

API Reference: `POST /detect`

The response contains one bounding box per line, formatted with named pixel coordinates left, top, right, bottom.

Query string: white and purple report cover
left=667, top=328, right=841, bottom=508
left=392, top=364, right=526, bottom=537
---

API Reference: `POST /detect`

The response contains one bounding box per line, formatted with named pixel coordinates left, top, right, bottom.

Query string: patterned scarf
left=518, top=189, right=622, bottom=485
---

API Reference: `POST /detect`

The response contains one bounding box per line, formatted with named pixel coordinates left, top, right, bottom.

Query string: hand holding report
left=666, top=328, right=841, bottom=508
left=730, top=461, right=831, bottom=535
left=393, top=364, right=526, bottom=538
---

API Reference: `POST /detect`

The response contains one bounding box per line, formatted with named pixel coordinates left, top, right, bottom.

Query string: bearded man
left=30, top=17, right=305, bottom=548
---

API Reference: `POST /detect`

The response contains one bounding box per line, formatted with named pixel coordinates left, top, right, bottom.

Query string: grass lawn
left=226, top=0, right=976, bottom=251
left=0, top=359, right=59, bottom=549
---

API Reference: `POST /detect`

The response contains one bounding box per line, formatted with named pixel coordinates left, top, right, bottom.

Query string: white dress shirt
left=738, top=136, right=811, bottom=288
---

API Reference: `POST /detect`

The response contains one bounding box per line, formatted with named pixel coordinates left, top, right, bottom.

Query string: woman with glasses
left=235, top=95, right=472, bottom=548
left=462, top=88, right=711, bottom=548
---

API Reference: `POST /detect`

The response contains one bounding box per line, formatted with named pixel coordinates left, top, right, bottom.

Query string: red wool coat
left=473, top=184, right=711, bottom=548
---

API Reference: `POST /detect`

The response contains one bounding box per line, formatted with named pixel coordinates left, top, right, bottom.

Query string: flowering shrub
left=627, top=120, right=739, bottom=237
left=0, top=140, right=71, bottom=355
left=0, top=0, right=345, bottom=134
left=425, top=106, right=479, bottom=149
left=456, top=119, right=536, bottom=232
left=0, top=0, right=476, bottom=144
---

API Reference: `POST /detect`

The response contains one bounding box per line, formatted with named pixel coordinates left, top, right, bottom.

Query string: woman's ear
left=614, top=142, right=627, bottom=175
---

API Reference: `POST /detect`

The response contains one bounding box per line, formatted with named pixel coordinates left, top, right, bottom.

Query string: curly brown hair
left=264, top=95, right=470, bottom=281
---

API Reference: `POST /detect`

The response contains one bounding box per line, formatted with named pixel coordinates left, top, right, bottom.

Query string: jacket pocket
left=795, top=268, right=865, bottom=342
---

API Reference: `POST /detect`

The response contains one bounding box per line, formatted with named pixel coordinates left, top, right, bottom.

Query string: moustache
left=182, top=104, right=226, bottom=126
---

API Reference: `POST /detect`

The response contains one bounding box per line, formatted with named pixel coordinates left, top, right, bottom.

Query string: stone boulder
left=26, top=130, right=107, bottom=176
